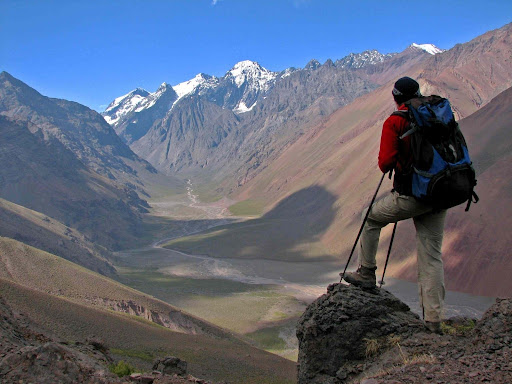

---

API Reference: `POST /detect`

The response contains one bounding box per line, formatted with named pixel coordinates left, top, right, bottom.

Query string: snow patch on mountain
left=335, top=50, right=396, bottom=69
left=410, top=43, right=444, bottom=55
left=280, top=67, right=298, bottom=78
left=173, top=73, right=219, bottom=99
left=234, top=100, right=257, bottom=114
left=134, top=82, right=171, bottom=112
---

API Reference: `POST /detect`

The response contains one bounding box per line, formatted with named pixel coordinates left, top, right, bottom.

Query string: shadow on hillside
left=166, top=185, right=339, bottom=262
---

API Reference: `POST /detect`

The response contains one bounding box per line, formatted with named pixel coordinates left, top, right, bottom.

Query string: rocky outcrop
left=0, top=297, right=120, bottom=383
left=297, top=283, right=512, bottom=384
left=0, top=342, right=117, bottom=384
left=153, top=356, right=187, bottom=376
left=296, top=283, right=425, bottom=384
left=0, top=296, right=216, bottom=384
left=90, top=298, right=235, bottom=339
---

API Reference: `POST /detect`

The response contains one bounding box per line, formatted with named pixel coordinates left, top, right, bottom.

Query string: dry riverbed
left=115, top=184, right=494, bottom=361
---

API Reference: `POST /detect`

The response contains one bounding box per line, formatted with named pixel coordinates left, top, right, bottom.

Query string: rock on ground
left=296, top=283, right=512, bottom=384
left=296, top=283, right=425, bottom=384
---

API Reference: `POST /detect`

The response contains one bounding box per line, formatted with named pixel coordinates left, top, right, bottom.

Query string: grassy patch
left=441, top=319, right=476, bottom=336
left=109, top=360, right=137, bottom=377
left=117, top=267, right=305, bottom=337
left=364, top=337, right=380, bottom=358
left=117, top=268, right=262, bottom=297
left=162, top=217, right=331, bottom=262
left=245, top=323, right=299, bottom=361
left=228, top=200, right=265, bottom=216
left=247, top=327, right=287, bottom=350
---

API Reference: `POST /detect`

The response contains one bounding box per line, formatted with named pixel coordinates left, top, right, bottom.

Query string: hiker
left=343, top=77, right=446, bottom=334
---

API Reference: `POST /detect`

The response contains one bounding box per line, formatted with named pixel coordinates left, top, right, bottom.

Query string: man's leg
left=359, top=192, right=433, bottom=268
left=413, top=210, right=447, bottom=323
left=345, top=191, right=433, bottom=287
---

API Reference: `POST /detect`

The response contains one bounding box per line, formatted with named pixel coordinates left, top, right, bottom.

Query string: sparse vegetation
left=108, top=360, right=136, bottom=377
left=117, top=267, right=305, bottom=331
left=1, top=277, right=297, bottom=384
left=163, top=217, right=332, bottom=262
left=247, top=327, right=288, bottom=351
left=116, top=267, right=304, bottom=359
left=392, top=339, right=437, bottom=366
left=441, top=319, right=476, bottom=335
left=228, top=199, right=265, bottom=216
left=364, top=337, right=380, bottom=357
left=387, top=334, right=401, bottom=346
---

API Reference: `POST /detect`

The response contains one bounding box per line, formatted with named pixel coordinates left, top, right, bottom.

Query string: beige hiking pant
left=358, top=191, right=447, bottom=322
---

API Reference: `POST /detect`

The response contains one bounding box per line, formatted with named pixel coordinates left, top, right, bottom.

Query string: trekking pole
left=379, top=222, right=397, bottom=288
left=340, top=172, right=386, bottom=282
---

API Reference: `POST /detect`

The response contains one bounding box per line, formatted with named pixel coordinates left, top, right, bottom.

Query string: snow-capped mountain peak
left=335, top=50, right=397, bottom=69
left=173, top=73, right=218, bottom=99
left=104, top=88, right=149, bottom=114
left=133, top=82, right=177, bottom=112
left=280, top=67, right=299, bottom=78
left=103, top=88, right=150, bottom=124
left=226, top=60, right=277, bottom=90
left=410, top=43, right=444, bottom=55
left=229, top=60, right=263, bottom=75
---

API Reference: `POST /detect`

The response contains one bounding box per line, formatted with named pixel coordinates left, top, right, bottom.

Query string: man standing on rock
left=343, top=77, right=446, bottom=334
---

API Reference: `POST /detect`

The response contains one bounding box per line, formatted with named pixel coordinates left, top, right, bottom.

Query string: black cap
left=392, top=77, right=421, bottom=104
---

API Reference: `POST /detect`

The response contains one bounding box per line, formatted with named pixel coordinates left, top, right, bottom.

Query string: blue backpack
left=393, top=95, right=479, bottom=211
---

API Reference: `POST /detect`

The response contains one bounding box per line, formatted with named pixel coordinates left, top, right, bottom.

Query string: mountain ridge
left=103, top=45, right=441, bottom=124
left=0, top=72, right=162, bottom=251
left=167, top=22, right=512, bottom=297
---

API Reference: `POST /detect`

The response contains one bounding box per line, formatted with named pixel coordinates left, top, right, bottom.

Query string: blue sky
left=1, top=0, right=511, bottom=111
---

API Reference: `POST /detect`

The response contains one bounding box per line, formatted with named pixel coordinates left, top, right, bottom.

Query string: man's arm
left=378, top=115, right=402, bottom=173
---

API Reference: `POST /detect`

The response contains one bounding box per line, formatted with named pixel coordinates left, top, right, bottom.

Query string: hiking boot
left=342, top=266, right=377, bottom=289
left=425, top=321, right=443, bottom=335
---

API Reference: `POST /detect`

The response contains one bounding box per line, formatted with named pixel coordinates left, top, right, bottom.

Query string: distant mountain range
left=101, top=44, right=442, bottom=190
left=162, top=23, right=512, bottom=297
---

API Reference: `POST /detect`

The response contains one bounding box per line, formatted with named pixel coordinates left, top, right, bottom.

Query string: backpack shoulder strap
left=390, top=109, right=417, bottom=139
left=391, top=110, right=409, bottom=118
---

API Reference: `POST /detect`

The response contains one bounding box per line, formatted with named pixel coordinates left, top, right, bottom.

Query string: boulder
left=296, top=283, right=425, bottom=384
left=153, top=356, right=188, bottom=376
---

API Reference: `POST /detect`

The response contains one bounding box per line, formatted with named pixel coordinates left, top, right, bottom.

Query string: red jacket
left=378, top=104, right=413, bottom=195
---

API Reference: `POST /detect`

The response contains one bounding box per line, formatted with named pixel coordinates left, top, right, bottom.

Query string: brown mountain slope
left=0, top=72, right=185, bottom=250
left=232, top=22, right=512, bottom=201
left=416, top=22, right=512, bottom=118
left=230, top=24, right=512, bottom=297
left=0, top=237, right=237, bottom=338
left=358, top=45, right=435, bottom=85
left=0, top=198, right=115, bottom=276
left=0, top=114, right=145, bottom=250
left=171, top=24, right=512, bottom=297
left=0, top=279, right=296, bottom=384
left=0, top=71, right=155, bottom=184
